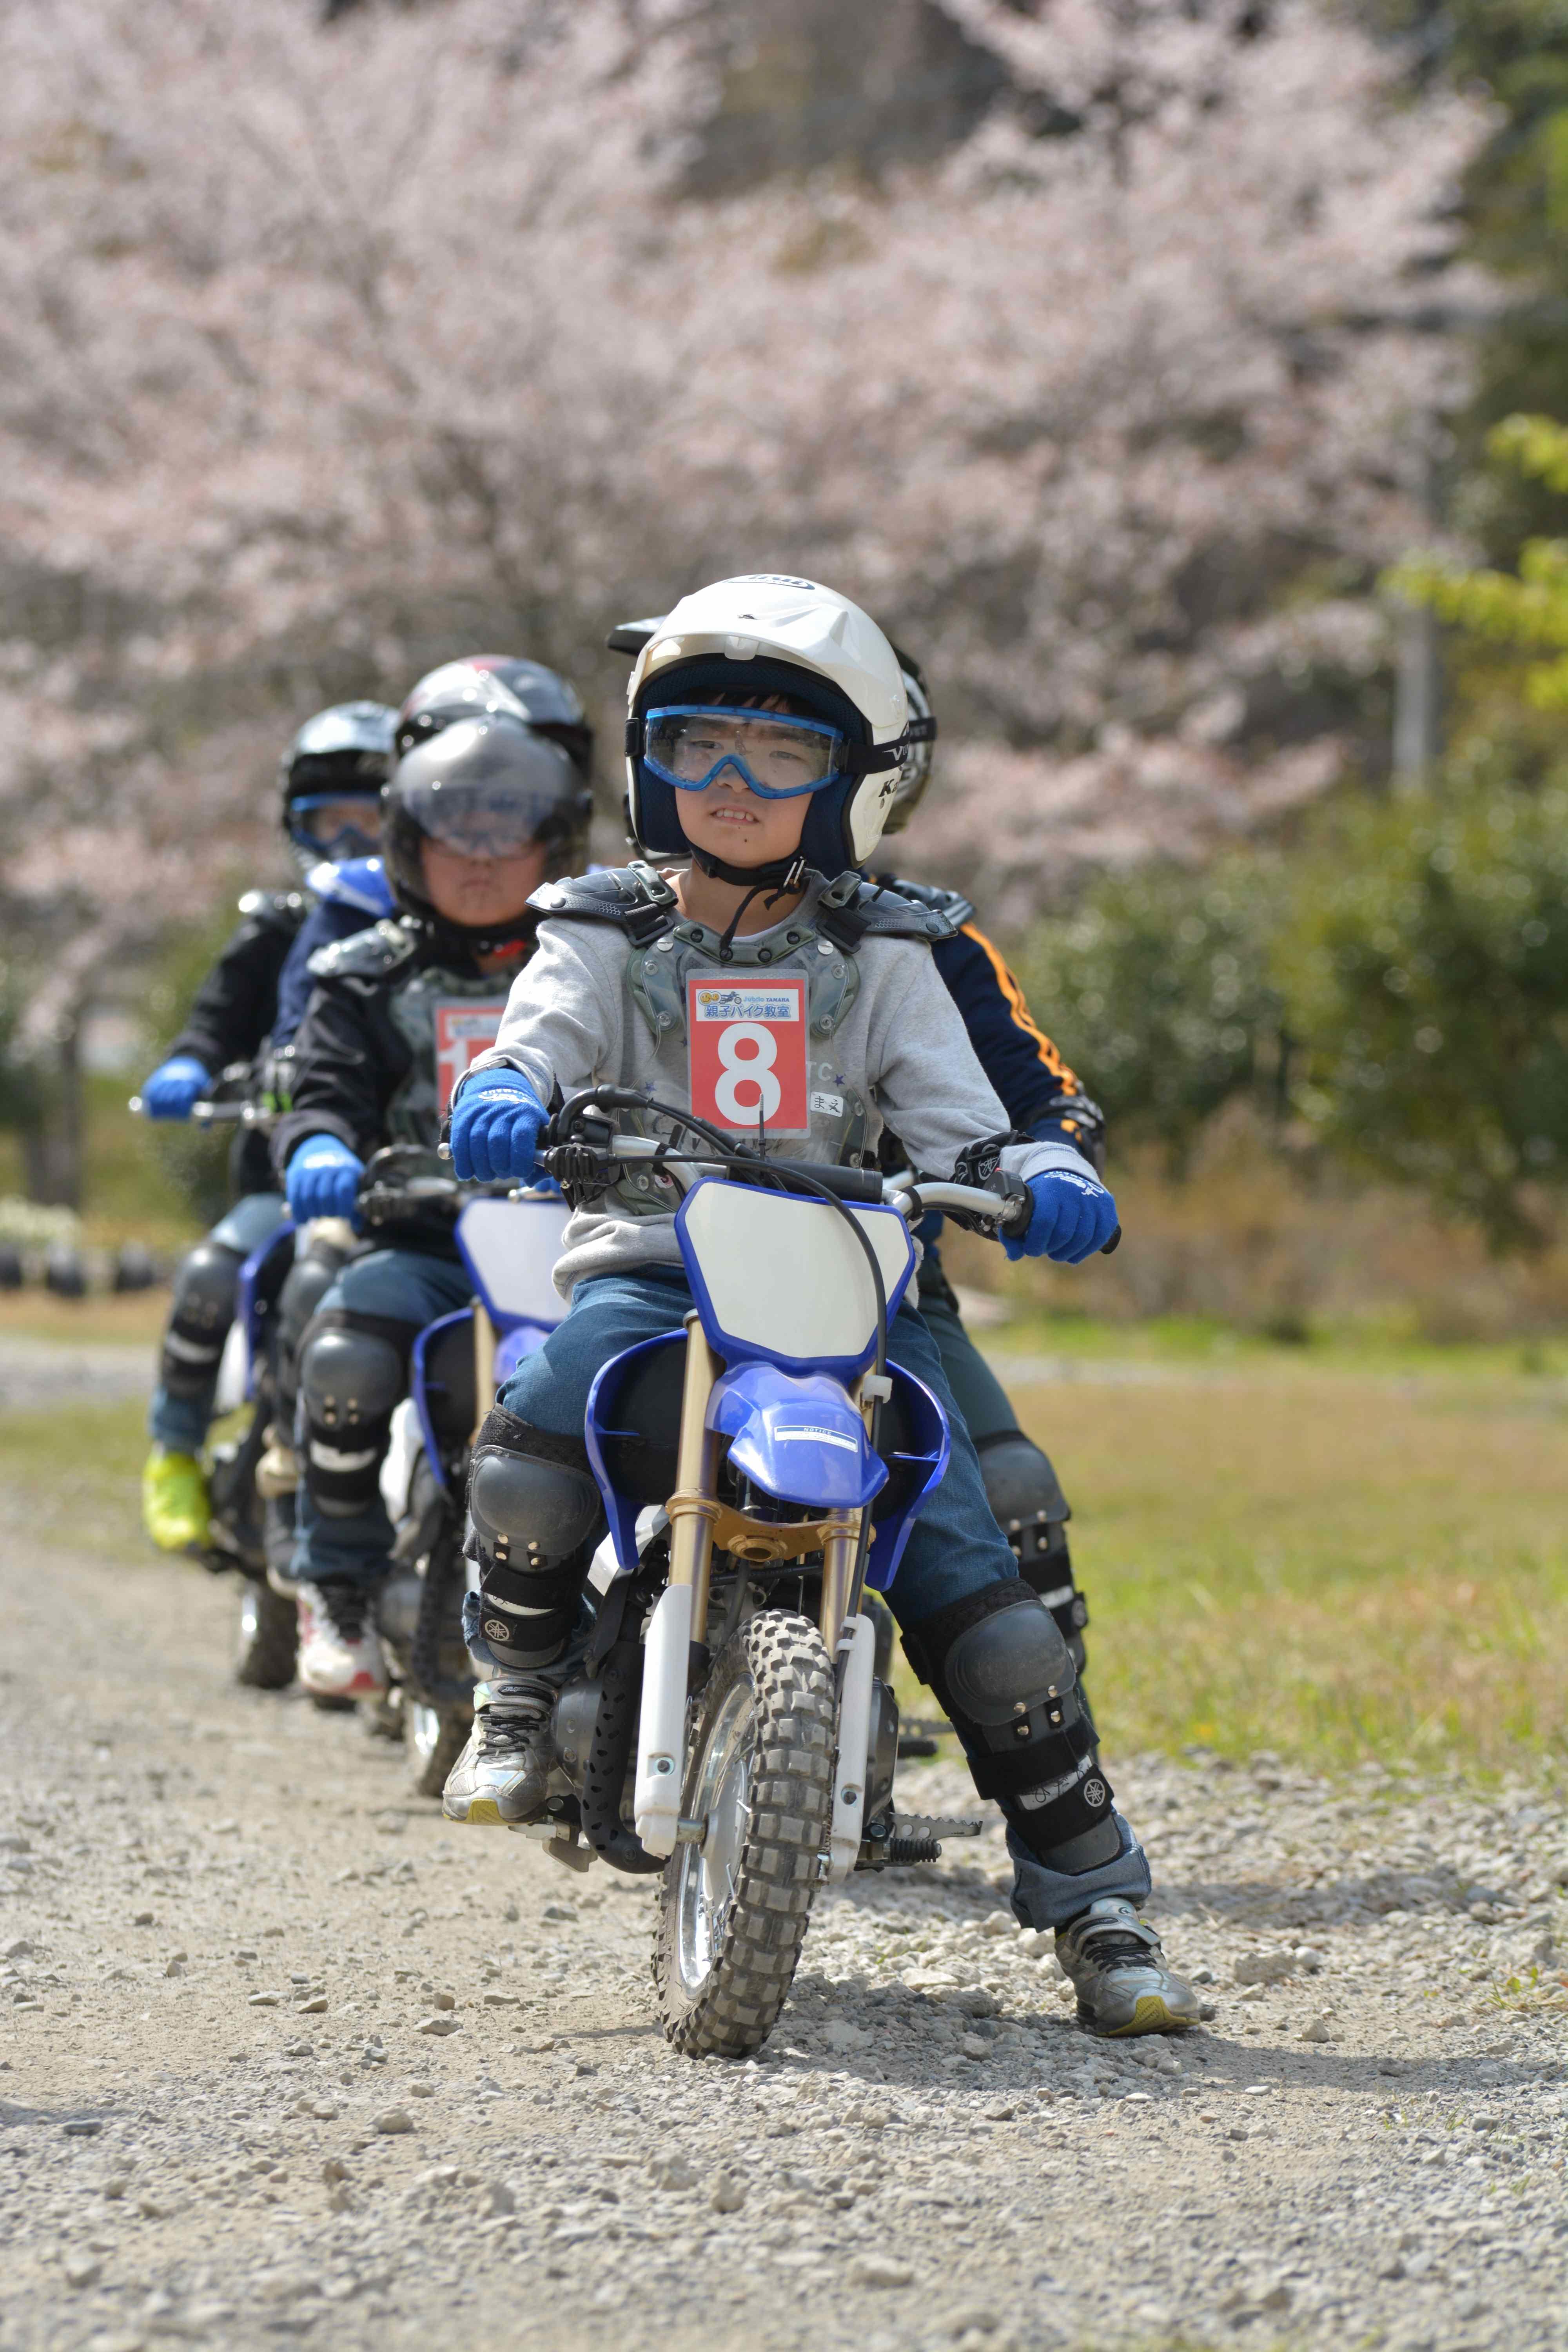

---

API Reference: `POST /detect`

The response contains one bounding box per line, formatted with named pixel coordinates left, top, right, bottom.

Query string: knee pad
left=467, top=1408, right=603, bottom=1668
left=274, top=1244, right=354, bottom=1417
left=160, top=1240, right=243, bottom=1399
left=901, top=1583, right=1111, bottom=1847
left=977, top=1431, right=1088, bottom=1664
left=299, top=1313, right=407, bottom=1518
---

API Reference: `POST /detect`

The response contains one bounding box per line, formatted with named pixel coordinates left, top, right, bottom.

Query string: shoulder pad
left=237, top=887, right=306, bottom=927
left=305, top=855, right=396, bottom=920
left=306, top=918, right=420, bottom=985
left=877, top=873, right=976, bottom=930
left=815, top=871, right=960, bottom=951
left=529, top=862, right=679, bottom=947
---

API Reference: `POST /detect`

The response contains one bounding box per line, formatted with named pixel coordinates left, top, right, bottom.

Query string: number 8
left=714, top=1022, right=781, bottom=1125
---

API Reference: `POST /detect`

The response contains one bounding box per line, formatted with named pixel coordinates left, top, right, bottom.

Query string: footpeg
left=857, top=1810, right=983, bottom=1869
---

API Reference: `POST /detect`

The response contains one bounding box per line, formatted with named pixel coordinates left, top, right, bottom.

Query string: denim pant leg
left=886, top=1301, right=1150, bottom=1925
left=291, top=1245, right=473, bottom=1589
left=496, top=1269, right=697, bottom=1432
left=148, top=1191, right=290, bottom=1452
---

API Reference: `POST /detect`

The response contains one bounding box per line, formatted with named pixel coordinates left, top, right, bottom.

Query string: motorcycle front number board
left=686, top=975, right=809, bottom=1138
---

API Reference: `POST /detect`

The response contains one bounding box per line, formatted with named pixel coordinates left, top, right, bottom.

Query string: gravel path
left=4, top=1480, right=1568, bottom=2350
left=0, top=1337, right=151, bottom=1414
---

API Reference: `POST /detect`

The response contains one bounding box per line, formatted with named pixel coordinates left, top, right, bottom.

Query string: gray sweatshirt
left=463, top=877, right=1082, bottom=1297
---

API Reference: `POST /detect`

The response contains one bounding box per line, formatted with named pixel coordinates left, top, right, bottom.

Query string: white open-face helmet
left=624, top=575, right=909, bottom=874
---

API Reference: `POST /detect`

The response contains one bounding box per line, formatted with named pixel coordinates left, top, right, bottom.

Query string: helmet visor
left=643, top=706, right=850, bottom=800
left=399, top=769, right=572, bottom=861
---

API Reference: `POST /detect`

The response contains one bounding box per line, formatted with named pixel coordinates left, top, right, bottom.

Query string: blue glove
left=285, top=1134, right=365, bottom=1225
left=1004, top=1163, right=1119, bottom=1264
left=449, top=1067, right=547, bottom=1183
left=140, top=1055, right=210, bottom=1121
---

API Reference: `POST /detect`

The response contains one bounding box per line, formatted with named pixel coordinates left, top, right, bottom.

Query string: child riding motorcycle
left=138, top=701, right=396, bottom=1553
left=270, top=681, right=593, bottom=1699
left=608, top=623, right=1100, bottom=1684
left=443, top=575, right=1196, bottom=2036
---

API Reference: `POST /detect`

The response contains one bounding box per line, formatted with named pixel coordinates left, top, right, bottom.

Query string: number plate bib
left=687, top=975, right=810, bottom=1138
left=434, top=999, right=509, bottom=1116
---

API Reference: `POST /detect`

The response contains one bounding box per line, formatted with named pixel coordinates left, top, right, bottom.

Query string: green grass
left=6, top=1342, right=1568, bottom=1782
left=1010, top=1357, right=1568, bottom=1775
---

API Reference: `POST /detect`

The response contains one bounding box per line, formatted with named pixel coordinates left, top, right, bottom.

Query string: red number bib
left=687, top=975, right=809, bottom=1138
left=434, top=1000, right=509, bottom=1116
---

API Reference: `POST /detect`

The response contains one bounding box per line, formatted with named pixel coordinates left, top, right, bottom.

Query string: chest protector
left=308, top=920, right=521, bottom=1151
left=526, top=865, right=958, bottom=1223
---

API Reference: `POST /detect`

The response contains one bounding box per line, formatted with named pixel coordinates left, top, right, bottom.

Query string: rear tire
left=234, top=1579, right=298, bottom=1690
left=405, top=1699, right=469, bottom=1798
left=654, top=1610, right=835, bottom=2060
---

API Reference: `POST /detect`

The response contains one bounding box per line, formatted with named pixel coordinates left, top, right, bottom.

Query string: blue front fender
left=706, top=1365, right=885, bottom=1511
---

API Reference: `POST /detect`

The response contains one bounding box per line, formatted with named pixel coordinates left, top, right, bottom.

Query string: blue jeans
left=497, top=1267, right=1149, bottom=1926
left=290, top=1245, right=473, bottom=1586
left=148, top=1192, right=290, bottom=1453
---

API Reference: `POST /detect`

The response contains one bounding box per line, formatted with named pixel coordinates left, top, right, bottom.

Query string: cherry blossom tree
left=0, top=0, right=1492, bottom=1190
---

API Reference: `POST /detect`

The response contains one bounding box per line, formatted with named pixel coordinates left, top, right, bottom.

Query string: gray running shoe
left=441, top=1676, right=556, bottom=1827
left=1056, top=1898, right=1201, bottom=2036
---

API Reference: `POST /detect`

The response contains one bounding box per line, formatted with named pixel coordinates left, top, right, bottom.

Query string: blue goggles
left=640, top=705, right=857, bottom=800
left=288, top=794, right=382, bottom=862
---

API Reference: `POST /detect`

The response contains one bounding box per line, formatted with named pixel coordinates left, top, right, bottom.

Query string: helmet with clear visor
left=383, top=713, right=590, bottom=951
left=396, top=655, right=593, bottom=782
left=279, top=700, right=396, bottom=877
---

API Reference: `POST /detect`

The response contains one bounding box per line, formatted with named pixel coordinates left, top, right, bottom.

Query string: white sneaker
left=296, top=1582, right=386, bottom=1698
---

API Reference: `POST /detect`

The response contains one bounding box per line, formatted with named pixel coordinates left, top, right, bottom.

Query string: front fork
left=632, top=1315, right=881, bottom=1871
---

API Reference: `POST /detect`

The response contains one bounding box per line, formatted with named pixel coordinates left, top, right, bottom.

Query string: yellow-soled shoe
left=441, top=1681, right=554, bottom=1826
left=1056, top=1898, right=1201, bottom=2036
left=142, top=1446, right=211, bottom=1554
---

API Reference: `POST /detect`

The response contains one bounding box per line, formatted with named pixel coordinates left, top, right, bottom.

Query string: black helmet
left=383, top=713, right=592, bottom=954
left=395, top=655, right=593, bottom=782
left=280, top=701, right=396, bottom=875
left=879, top=648, right=937, bottom=836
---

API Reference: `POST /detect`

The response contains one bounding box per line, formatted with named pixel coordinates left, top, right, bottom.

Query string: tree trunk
left=20, top=1020, right=83, bottom=1209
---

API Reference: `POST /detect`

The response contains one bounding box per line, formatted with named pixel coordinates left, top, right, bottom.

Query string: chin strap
left=688, top=851, right=812, bottom=964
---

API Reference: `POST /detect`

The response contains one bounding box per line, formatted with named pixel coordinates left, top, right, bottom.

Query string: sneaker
left=1056, top=1898, right=1201, bottom=2037
left=142, top=1446, right=211, bottom=1553
left=296, top=1581, right=387, bottom=1698
left=441, top=1677, right=556, bottom=1827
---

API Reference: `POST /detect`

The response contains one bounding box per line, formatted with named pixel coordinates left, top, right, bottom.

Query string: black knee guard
left=901, top=1583, right=1112, bottom=1851
left=274, top=1239, right=355, bottom=1425
left=466, top=1406, right=604, bottom=1669
left=977, top=1430, right=1090, bottom=1672
left=159, top=1239, right=243, bottom=1401
left=298, top=1310, right=408, bottom=1519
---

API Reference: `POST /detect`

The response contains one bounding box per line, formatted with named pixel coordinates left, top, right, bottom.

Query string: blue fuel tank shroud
left=584, top=1334, right=950, bottom=1590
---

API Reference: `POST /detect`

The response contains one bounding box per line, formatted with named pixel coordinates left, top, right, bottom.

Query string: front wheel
left=654, top=1610, right=835, bottom=2059
left=405, top=1699, right=469, bottom=1798
left=234, top=1578, right=298, bottom=1690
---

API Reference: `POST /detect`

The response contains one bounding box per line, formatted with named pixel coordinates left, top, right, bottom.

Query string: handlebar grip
left=1101, top=1224, right=1122, bottom=1256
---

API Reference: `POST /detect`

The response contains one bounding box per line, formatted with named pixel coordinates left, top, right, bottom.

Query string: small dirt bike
left=354, top=1147, right=569, bottom=1795
left=132, top=1063, right=301, bottom=1685
left=509, top=1086, right=1042, bottom=2059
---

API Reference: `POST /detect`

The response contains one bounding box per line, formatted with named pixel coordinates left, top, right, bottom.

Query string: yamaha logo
left=1084, top=1777, right=1107, bottom=1809
left=483, top=1619, right=510, bottom=1645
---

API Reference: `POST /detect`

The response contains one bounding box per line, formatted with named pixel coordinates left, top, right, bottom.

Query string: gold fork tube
left=665, top=1314, right=720, bottom=1641
left=471, top=1303, right=497, bottom=1444
left=819, top=1513, right=862, bottom=1653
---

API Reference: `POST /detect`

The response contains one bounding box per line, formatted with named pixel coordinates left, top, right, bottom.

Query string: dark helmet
left=382, top=712, right=592, bottom=953
left=879, top=648, right=937, bottom=836
left=395, top=656, right=593, bottom=782
left=280, top=700, right=396, bottom=873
